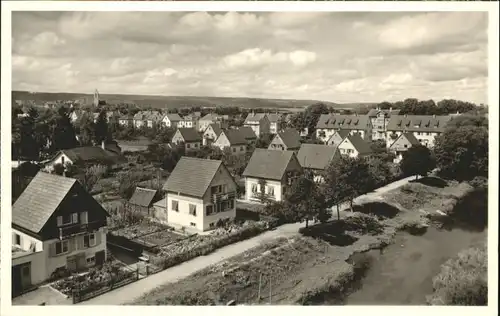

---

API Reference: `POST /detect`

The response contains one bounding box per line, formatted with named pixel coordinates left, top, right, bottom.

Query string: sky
left=11, top=11, right=488, bottom=104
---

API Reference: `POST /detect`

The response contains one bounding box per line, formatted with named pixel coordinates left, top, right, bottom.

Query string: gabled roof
left=134, top=110, right=162, bottom=121
left=164, top=113, right=183, bottom=122
left=367, top=108, right=400, bottom=117
left=336, top=129, right=351, bottom=139
left=58, top=146, right=127, bottom=165
left=12, top=172, right=108, bottom=233
left=238, top=126, right=257, bottom=140
left=386, top=115, right=452, bottom=133
left=344, top=134, right=372, bottom=155
left=266, top=113, right=281, bottom=123
left=243, top=149, right=300, bottom=181
left=129, top=187, right=157, bottom=208
left=391, top=132, right=421, bottom=148
left=244, top=113, right=267, bottom=124
left=297, top=144, right=339, bottom=170
left=176, top=128, right=202, bottom=142
left=199, top=113, right=220, bottom=121
left=223, top=130, right=246, bottom=145
left=316, top=114, right=370, bottom=130
left=164, top=157, right=235, bottom=198
left=206, top=124, right=223, bottom=137
left=276, top=128, right=301, bottom=149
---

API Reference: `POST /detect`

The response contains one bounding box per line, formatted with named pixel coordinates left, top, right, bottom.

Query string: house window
left=57, top=213, right=77, bottom=227
left=190, top=222, right=196, bottom=227
left=194, top=143, right=198, bottom=148
left=55, top=240, right=69, bottom=255
left=61, top=156, right=65, bottom=165
left=267, top=186, right=275, bottom=196
left=206, top=205, right=214, bottom=216
left=189, top=204, right=197, bottom=216
left=86, top=256, right=95, bottom=265
left=84, top=233, right=96, bottom=248
left=186, top=143, right=191, bottom=149
left=171, top=200, right=179, bottom=212
left=14, top=233, right=21, bottom=245
left=80, top=212, right=88, bottom=224
left=251, top=184, right=258, bottom=193
left=209, top=223, right=215, bottom=228
left=404, top=144, right=408, bottom=148
left=240, top=146, right=244, bottom=151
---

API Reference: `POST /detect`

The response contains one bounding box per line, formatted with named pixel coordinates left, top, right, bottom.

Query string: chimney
left=101, top=140, right=106, bottom=150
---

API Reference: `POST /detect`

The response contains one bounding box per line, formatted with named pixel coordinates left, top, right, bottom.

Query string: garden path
left=80, top=176, right=416, bottom=305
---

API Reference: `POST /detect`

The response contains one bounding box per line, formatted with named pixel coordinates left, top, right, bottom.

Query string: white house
left=388, top=132, right=421, bottom=163
left=171, top=128, right=202, bottom=151
left=244, top=113, right=271, bottom=137
left=162, top=113, right=183, bottom=128
left=242, top=149, right=303, bottom=202
left=161, top=157, right=238, bottom=231
left=337, top=134, right=373, bottom=158
left=213, top=130, right=247, bottom=155
left=266, top=113, right=284, bottom=134
left=202, top=124, right=224, bottom=146
left=11, top=172, right=109, bottom=296
left=315, top=114, right=373, bottom=143
left=367, top=107, right=400, bottom=141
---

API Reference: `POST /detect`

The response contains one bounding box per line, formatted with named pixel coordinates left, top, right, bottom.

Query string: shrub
left=344, top=213, right=385, bottom=235
left=427, top=244, right=487, bottom=305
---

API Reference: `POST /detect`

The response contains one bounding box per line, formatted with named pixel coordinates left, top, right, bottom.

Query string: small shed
left=128, top=187, right=158, bottom=215
left=152, top=197, right=168, bottom=224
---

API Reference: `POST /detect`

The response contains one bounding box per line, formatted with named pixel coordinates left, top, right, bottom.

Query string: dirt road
left=80, top=176, right=415, bottom=305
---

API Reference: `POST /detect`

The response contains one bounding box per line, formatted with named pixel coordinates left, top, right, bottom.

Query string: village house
left=133, top=111, right=163, bottom=128
left=326, top=129, right=350, bottom=147
left=315, top=114, right=373, bottom=143
left=92, top=111, right=119, bottom=124
left=389, top=132, right=421, bottom=163
left=266, top=113, right=283, bottom=134
left=244, top=112, right=271, bottom=137
left=118, top=114, right=134, bottom=127
left=128, top=187, right=159, bottom=216
left=202, top=123, right=224, bottom=146
left=385, top=115, right=453, bottom=148
left=161, top=157, right=238, bottom=231
left=11, top=172, right=109, bottom=296
left=198, top=113, right=227, bottom=133
left=162, top=113, right=183, bottom=128
left=171, top=128, right=202, bottom=151
left=237, top=126, right=258, bottom=146
left=44, top=141, right=127, bottom=172
left=242, top=149, right=303, bottom=202
left=337, top=134, right=373, bottom=158
left=178, top=114, right=199, bottom=129
left=268, top=128, right=301, bottom=152
left=70, top=110, right=84, bottom=123
left=367, top=107, right=400, bottom=141
left=296, top=144, right=340, bottom=183
left=213, top=130, right=247, bottom=155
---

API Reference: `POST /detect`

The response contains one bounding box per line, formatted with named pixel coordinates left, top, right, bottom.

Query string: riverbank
left=133, top=177, right=480, bottom=305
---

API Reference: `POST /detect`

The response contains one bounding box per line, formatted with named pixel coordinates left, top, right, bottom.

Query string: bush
left=151, top=222, right=268, bottom=270
left=427, top=244, right=487, bottom=305
left=344, top=213, right=385, bottom=235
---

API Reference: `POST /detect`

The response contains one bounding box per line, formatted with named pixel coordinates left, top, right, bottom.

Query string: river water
left=338, top=226, right=486, bottom=305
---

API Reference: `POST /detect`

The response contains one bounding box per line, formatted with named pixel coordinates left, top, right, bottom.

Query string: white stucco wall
left=245, top=177, right=284, bottom=202
left=338, top=138, right=359, bottom=158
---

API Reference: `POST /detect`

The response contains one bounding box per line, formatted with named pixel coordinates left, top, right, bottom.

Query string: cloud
left=11, top=11, right=488, bottom=104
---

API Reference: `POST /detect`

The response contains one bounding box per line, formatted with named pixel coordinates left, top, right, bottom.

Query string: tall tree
left=286, top=176, right=328, bottom=227
left=94, top=110, right=109, bottom=144
left=400, top=145, right=436, bottom=180
left=51, top=107, right=78, bottom=151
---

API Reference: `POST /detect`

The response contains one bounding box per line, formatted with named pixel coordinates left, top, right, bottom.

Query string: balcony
left=59, top=220, right=104, bottom=240
left=211, top=191, right=236, bottom=203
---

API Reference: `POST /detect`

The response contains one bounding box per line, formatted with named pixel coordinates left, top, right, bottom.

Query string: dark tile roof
left=164, top=157, right=233, bottom=198
left=277, top=128, right=301, bottom=149
left=177, top=128, right=202, bottom=142
left=367, top=108, right=400, bottom=117
left=129, top=187, right=157, bottom=208
left=316, top=114, right=370, bottom=130
left=243, top=149, right=300, bottom=181
left=402, top=132, right=421, bottom=146
left=386, top=115, right=452, bottom=133
left=336, top=130, right=351, bottom=139
left=238, top=126, right=257, bottom=140
left=266, top=113, right=281, bottom=123
left=297, top=144, right=339, bottom=170
left=164, top=113, right=183, bottom=122
left=59, top=146, right=127, bottom=165
left=223, top=130, right=247, bottom=145
left=12, top=172, right=77, bottom=233
left=346, top=134, right=372, bottom=155
left=199, top=113, right=220, bottom=121
left=206, top=124, right=223, bottom=137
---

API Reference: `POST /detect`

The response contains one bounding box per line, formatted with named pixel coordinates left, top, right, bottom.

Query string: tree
left=304, top=102, right=330, bottom=136
left=286, top=176, right=328, bottom=227
left=78, top=112, right=95, bottom=146
left=255, top=133, right=273, bottom=149
left=79, top=164, right=107, bottom=193
left=51, top=107, right=78, bottom=151
left=368, top=156, right=393, bottom=188
left=434, top=115, right=488, bottom=181
left=94, top=110, right=109, bottom=144
left=400, top=145, right=436, bottom=180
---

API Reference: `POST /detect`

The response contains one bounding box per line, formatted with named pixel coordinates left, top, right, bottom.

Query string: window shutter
left=80, top=212, right=88, bottom=224
left=72, top=213, right=78, bottom=224
left=49, top=243, right=56, bottom=257
left=95, top=232, right=102, bottom=247
left=57, top=216, right=63, bottom=227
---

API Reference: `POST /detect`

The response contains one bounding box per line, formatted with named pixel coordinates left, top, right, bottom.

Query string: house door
left=12, top=262, right=32, bottom=296
left=66, top=256, right=77, bottom=271
left=76, top=253, right=87, bottom=271
left=95, top=250, right=105, bottom=266
left=21, top=263, right=32, bottom=289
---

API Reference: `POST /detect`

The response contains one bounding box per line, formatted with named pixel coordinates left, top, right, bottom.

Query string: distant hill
left=12, top=91, right=375, bottom=110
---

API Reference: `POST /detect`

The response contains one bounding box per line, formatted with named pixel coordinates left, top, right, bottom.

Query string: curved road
left=81, top=176, right=415, bottom=305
